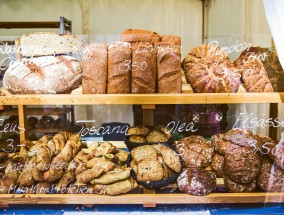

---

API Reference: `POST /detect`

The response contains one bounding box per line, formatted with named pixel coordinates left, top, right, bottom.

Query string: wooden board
left=1, top=88, right=283, bottom=105
left=0, top=193, right=283, bottom=205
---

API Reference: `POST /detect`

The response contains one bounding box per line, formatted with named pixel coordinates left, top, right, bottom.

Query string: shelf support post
left=18, top=105, right=27, bottom=141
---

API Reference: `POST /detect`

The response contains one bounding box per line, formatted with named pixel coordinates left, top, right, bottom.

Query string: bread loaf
left=82, top=43, right=107, bottom=94
left=3, top=55, right=82, bottom=94
left=107, top=42, right=131, bottom=93
left=120, top=29, right=160, bottom=44
left=20, top=32, right=83, bottom=57
left=156, top=35, right=182, bottom=93
left=131, top=42, right=157, bottom=93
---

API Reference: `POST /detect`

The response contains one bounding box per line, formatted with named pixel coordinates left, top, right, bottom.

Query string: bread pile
left=127, top=125, right=173, bottom=143
left=175, top=135, right=216, bottom=196
left=3, top=32, right=83, bottom=94
left=182, top=45, right=277, bottom=93
left=0, top=133, right=137, bottom=195
left=83, top=29, right=182, bottom=94
left=129, top=144, right=181, bottom=185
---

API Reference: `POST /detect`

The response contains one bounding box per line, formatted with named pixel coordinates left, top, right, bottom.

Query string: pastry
left=82, top=43, right=107, bottom=94
left=177, top=168, right=216, bottom=196
left=152, top=144, right=181, bottom=173
left=120, top=29, right=161, bottom=43
left=127, top=126, right=150, bottom=136
left=146, top=130, right=168, bottom=142
left=176, top=136, right=214, bottom=168
left=137, top=159, right=164, bottom=182
left=3, top=55, right=82, bottom=94
left=20, top=32, right=83, bottom=57
left=182, top=44, right=240, bottom=93
left=129, top=136, right=146, bottom=143
left=131, top=42, right=157, bottom=93
left=107, top=42, right=131, bottom=93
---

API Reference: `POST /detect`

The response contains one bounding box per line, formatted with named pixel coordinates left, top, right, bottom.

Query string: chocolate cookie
left=211, top=153, right=224, bottom=177
left=177, top=168, right=216, bottom=196
left=224, top=174, right=257, bottom=193
left=176, top=136, right=213, bottom=168
left=257, top=157, right=284, bottom=192
left=223, top=149, right=261, bottom=184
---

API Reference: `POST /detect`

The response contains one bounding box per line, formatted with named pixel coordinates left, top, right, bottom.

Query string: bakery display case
left=0, top=1, right=284, bottom=212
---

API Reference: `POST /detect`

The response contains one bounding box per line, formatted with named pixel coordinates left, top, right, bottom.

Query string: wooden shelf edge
left=0, top=193, right=283, bottom=204
left=1, top=92, right=284, bottom=105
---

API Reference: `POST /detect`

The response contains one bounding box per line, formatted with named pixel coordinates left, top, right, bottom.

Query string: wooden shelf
left=0, top=193, right=283, bottom=205
left=1, top=88, right=283, bottom=105
left=0, top=107, right=71, bottom=116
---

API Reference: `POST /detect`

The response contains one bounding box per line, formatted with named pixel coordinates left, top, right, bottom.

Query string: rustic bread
left=127, top=126, right=150, bottom=136
left=131, top=145, right=158, bottom=163
left=107, top=42, right=131, bottom=93
left=154, top=125, right=173, bottom=140
left=156, top=36, right=182, bottom=93
left=131, top=42, right=157, bottom=93
left=129, top=136, right=146, bottom=143
left=176, top=136, right=214, bottom=168
left=210, top=153, right=224, bottom=177
left=120, top=29, right=160, bottom=43
left=182, top=44, right=240, bottom=93
left=82, top=43, right=107, bottom=94
left=3, top=55, right=82, bottom=94
left=152, top=144, right=181, bottom=173
left=224, top=174, right=257, bottom=193
left=177, top=168, right=216, bottom=196
left=146, top=130, right=168, bottom=142
left=137, top=159, right=164, bottom=182
left=20, top=32, right=83, bottom=57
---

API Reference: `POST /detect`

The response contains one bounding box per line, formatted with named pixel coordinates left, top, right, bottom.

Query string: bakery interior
left=1, top=0, right=284, bottom=214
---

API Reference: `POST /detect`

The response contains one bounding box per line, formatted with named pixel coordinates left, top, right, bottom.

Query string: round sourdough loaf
left=3, top=55, right=81, bottom=94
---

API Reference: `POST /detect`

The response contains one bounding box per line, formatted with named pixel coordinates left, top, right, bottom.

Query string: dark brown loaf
left=82, top=43, right=107, bottom=94
left=223, top=149, right=261, bottom=184
left=131, top=42, right=157, bottom=93
left=177, top=168, right=216, bottom=196
left=107, top=42, right=131, bottom=94
left=210, top=153, right=224, bottom=177
left=3, top=55, right=81, bottom=94
left=156, top=36, right=182, bottom=93
left=120, top=29, right=161, bottom=44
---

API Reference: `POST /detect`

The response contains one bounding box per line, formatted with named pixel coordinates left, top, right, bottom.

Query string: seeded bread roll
left=3, top=55, right=81, bottom=94
left=156, top=36, right=182, bottom=93
left=177, top=168, right=216, bottom=196
left=127, top=126, right=150, bottom=136
left=107, top=42, right=131, bottom=94
left=20, top=32, right=83, bottom=57
left=137, top=159, right=164, bottom=182
left=129, top=136, right=146, bottom=143
left=210, top=153, right=224, bottom=177
left=82, top=43, right=107, bottom=94
left=176, top=136, right=214, bottom=168
left=120, top=29, right=161, bottom=44
left=131, top=42, right=157, bottom=93
left=146, top=130, right=168, bottom=143
left=131, top=145, right=158, bottom=163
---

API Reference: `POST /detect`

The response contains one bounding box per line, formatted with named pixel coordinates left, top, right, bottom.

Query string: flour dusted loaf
left=182, top=45, right=240, bottom=93
left=224, top=174, right=257, bottom=193
left=107, top=42, right=131, bottom=93
left=20, top=32, right=83, bottom=57
left=82, top=43, right=107, bottom=94
left=156, top=35, right=182, bottom=93
left=120, top=29, right=161, bottom=44
left=131, top=42, right=157, bottom=93
left=3, top=55, right=81, bottom=94
left=177, top=168, right=216, bottom=196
